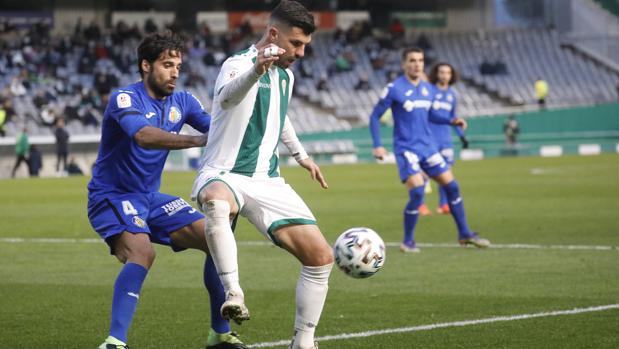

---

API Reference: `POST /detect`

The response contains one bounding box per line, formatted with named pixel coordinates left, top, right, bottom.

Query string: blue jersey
left=369, top=75, right=452, bottom=156
left=428, top=86, right=464, bottom=149
left=88, top=82, right=211, bottom=195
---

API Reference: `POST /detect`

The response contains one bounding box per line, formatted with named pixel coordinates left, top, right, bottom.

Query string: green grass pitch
left=1, top=154, right=618, bottom=348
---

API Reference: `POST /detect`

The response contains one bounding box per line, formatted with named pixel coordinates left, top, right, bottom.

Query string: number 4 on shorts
left=122, top=200, right=138, bottom=215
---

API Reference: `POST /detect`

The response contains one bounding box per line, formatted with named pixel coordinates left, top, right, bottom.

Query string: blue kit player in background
left=87, top=31, right=247, bottom=349
left=369, top=47, right=490, bottom=253
left=428, top=62, right=470, bottom=215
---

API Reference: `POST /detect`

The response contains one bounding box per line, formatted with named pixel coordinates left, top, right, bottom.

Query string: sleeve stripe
left=118, top=110, right=142, bottom=120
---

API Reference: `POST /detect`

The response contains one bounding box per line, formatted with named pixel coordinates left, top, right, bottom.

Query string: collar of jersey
left=137, top=81, right=168, bottom=105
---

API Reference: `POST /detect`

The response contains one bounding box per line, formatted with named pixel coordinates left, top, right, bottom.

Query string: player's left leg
left=170, top=221, right=248, bottom=349
left=274, top=225, right=333, bottom=349
left=432, top=170, right=490, bottom=248
left=437, top=148, right=454, bottom=214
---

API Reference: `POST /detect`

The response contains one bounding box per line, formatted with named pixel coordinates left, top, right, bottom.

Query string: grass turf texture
left=1, top=154, right=618, bottom=348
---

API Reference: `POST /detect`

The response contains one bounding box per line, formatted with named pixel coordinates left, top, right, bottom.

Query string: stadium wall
left=295, top=103, right=619, bottom=163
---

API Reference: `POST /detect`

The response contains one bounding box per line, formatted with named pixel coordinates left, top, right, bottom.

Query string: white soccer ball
left=333, top=227, right=386, bottom=279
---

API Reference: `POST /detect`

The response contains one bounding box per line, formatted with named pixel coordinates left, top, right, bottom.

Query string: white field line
left=248, top=304, right=619, bottom=348
left=0, top=237, right=616, bottom=251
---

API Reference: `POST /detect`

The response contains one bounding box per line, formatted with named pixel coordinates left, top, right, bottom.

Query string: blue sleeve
left=428, top=101, right=452, bottom=125
left=450, top=97, right=465, bottom=137
left=183, top=92, right=211, bottom=133
left=369, top=85, right=393, bottom=148
left=108, top=91, right=150, bottom=137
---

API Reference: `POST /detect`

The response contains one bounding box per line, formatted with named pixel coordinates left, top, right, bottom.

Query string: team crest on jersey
left=117, top=93, right=131, bottom=108
left=281, top=79, right=287, bottom=93
left=132, top=216, right=146, bottom=228
left=447, top=94, right=453, bottom=102
left=421, top=87, right=429, bottom=96
left=168, top=106, right=182, bottom=123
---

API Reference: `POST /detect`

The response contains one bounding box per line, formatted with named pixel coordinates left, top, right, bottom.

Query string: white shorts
left=191, top=170, right=316, bottom=245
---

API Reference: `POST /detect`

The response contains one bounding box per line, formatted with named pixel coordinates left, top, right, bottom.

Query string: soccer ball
left=333, top=227, right=386, bottom=279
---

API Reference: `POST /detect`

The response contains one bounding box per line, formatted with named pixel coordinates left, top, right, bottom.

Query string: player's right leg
left=88, top=194, right=154, bottom=349
left=196, top=180, right=249, bottom=325
left=396, top=152, right=427, bottom=253
left=401, top=173, right=426, bottom=252
left=437, top=148, right=454, bottom=214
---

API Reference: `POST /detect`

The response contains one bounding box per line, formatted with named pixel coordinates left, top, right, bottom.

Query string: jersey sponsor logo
left=432, top=101, right=453, bottom=111
left=258, top=81, right=270, bottom=89
left=117, top=93, right=132, bottom=108
left=403, top=100, right=432, bottom=112
left=160, top=198, right=192, bottom=216
left=132, top=216, right=146, bottom=228
left=145, top=112, right=156, bottom=119
left=168, top=106, right=182, bottom=123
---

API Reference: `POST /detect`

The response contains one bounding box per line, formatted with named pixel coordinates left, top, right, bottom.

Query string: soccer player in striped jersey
left=428, top=62, right=470, bottom=214
left=88, top=31, right=246, bottom=349
left=191, top=2, right=332, bottom=349
left=369, top=47, right=490, bottom=253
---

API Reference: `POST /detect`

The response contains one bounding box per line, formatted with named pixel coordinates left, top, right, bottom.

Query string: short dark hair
left=401, top=47, right=424, bottom=62
left=137, top=30, right=185, bottom=77
left=271, top=0, right=315, bottom=35
left=428, top=62, right=459, bottom=85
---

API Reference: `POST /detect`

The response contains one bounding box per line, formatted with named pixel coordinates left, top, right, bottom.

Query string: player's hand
left=298, top=158, right=328, bottom=189
left=254, top=44, right=285, bottom=76
left=372, top=146, right=388, bottom=160
left=460, top=136, right=469, bottom=149
left=451, top=118, right=468, bottom=130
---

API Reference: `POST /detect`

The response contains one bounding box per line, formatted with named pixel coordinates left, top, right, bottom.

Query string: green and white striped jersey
left=199, top=45, right=302, bottom=178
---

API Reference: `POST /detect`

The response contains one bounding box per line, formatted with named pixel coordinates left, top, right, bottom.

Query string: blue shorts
left=437, top=145, right=455, bottom=166
left=87, top=191, right=203, bottom=254
left=395, top=150, right=450, bottom=182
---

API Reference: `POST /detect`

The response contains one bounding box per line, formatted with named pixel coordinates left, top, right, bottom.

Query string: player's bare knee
left=128, top=244, right=156, bottom=267
left=314, top=243, right=334, bottom=265
left=199, top=184, right=238, bottom=217
left=303, top=241, right=334, bottom=266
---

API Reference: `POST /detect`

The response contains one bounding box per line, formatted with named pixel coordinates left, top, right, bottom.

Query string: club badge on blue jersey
left=168, top=106, right=182, bottom=123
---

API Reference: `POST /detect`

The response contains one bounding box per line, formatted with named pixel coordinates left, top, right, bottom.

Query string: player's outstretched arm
left=134, top=126, right=207, bottom=150
left=219, top=44, right=285, bottom=109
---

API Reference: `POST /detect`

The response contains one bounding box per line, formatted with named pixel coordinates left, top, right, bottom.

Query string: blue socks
left=438, top=185, right=448, bottom=207
left=403, top=185, right=425, bottom=244
left=442, top=180, right=472, bottom=239
left=204, top=255, right=231, bottom=334
left=110, top=262, right=148, bottom=343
